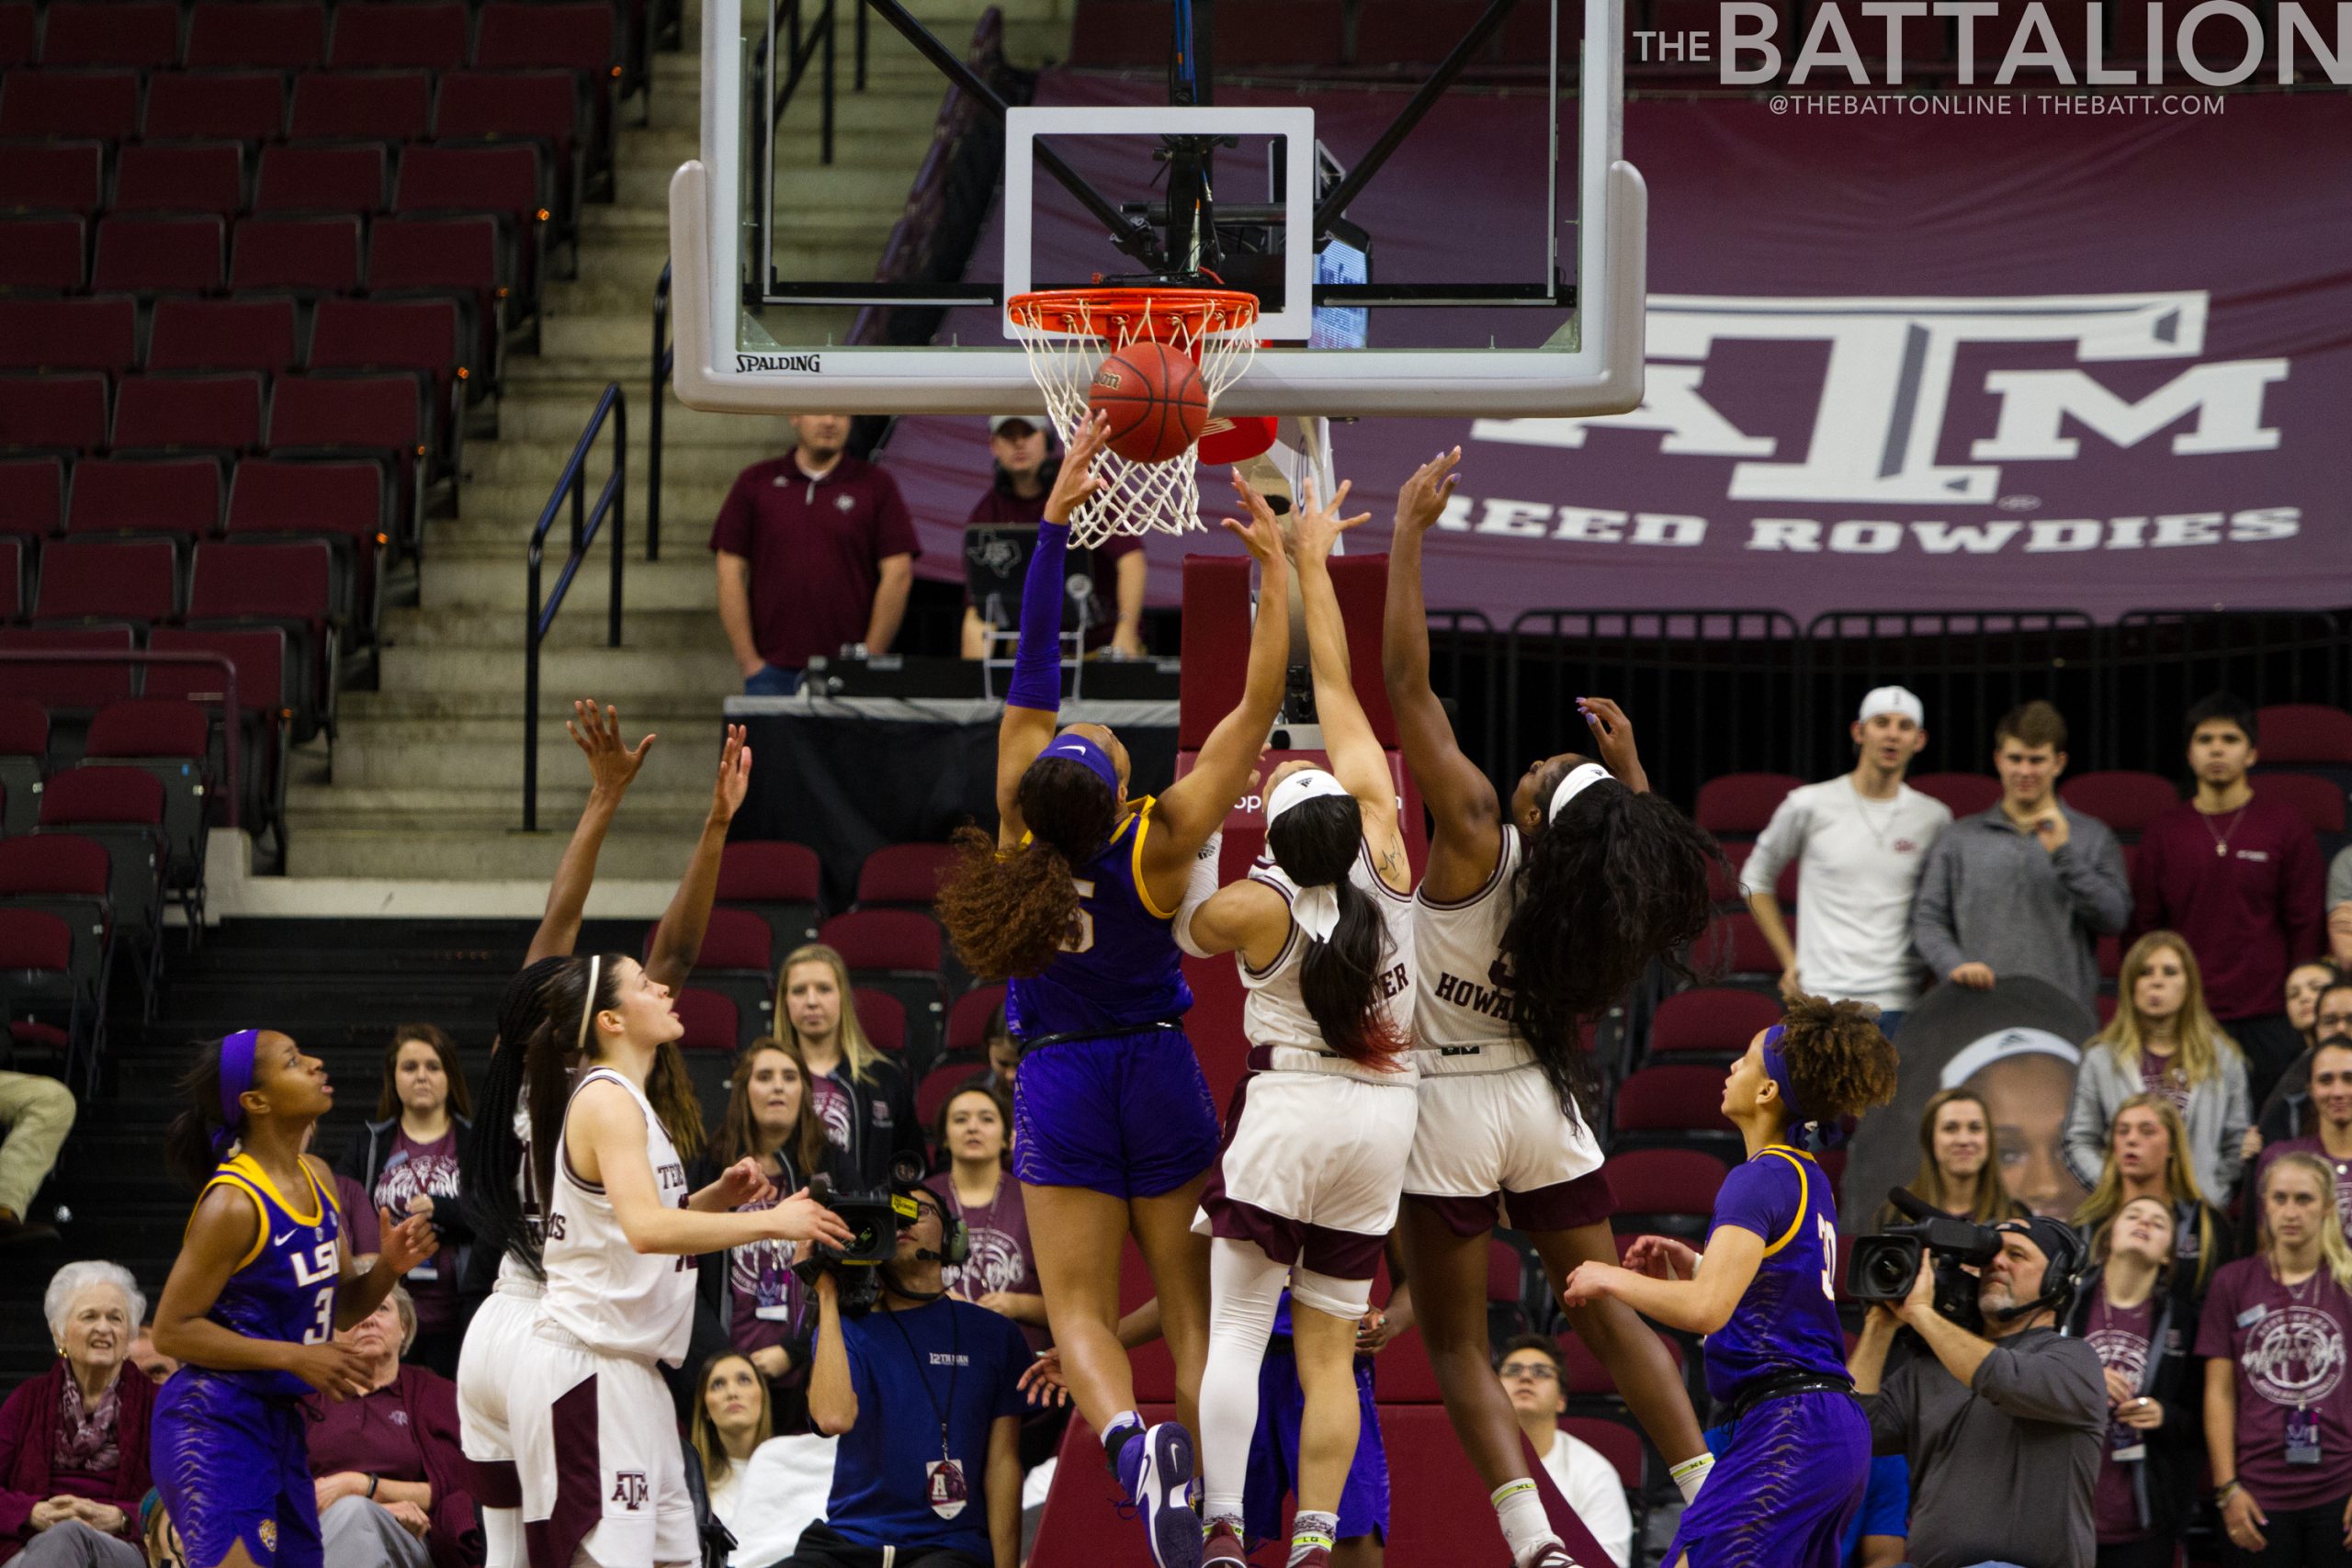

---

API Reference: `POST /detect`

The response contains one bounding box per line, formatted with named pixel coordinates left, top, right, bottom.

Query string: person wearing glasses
left=1494, top=1337, right=1632, bottom=1568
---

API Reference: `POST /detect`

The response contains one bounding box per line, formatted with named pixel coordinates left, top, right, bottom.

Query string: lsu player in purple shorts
left=1560, top=997, right=1899, bottom=1568
left=149, top=1030, right=440, bottom=1568
left=937, top=417, right=1293, bottom=1568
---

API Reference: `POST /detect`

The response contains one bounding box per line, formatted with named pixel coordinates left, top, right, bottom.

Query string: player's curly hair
left=1501, top=759, right=1721, bottom=1122
left=937, top=755, right=1119, bottom=981
left=1774, top=993, right=1901, bottom=1124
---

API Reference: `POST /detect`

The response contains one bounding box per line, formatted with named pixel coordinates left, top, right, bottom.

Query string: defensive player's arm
left=569, top=1082, right=852, bottom=1257
left=1292, top=491, right=1408, bottom=894
left=1560, top=1226, right=1764, bottom=1336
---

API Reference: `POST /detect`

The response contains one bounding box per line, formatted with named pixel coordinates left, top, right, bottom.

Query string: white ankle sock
left=1669, top=1450, right=1716, bottom=1504
left=1490, top=1478, right=1555, bottom=1564
left=1289, top=1510, right=1339, bottom=1565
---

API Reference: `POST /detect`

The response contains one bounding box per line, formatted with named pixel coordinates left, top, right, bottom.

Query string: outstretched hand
left=1221, top=469, right=1287, bottom=569
left=570, top=701, right=654, bottom=795
left=378, top=1209, right=439, bottom=1276
left=1577, top=697, right=1647, bottom=794
left=1622, top=1235, right=1699, bottom=1280
left=1284, top=477, right=1371, bottom=567
left=708, top=724, right=752, bottom=824
left=1017, top=1348, right=1073, bottom=1407
left=1394, top=447, right=1462, bottom=536
left=1044, top=412, right=1113, bottom=525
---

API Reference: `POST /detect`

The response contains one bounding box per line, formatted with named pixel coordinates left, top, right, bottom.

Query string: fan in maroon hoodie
left=0, top=1263, right=156, bottom=1568
left=2132, top=694, right=2325, bottom=1111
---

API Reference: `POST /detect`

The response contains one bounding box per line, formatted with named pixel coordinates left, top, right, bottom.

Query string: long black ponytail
left=526, top=953, right=628, bottom=1216
left=463, top=1023, right=541, bottom=1278
left=1266, top=793, right=1406, bottom=1066
left=1501, top=768, right=1721, bottom=1120
left=164, top=1036, right=232, bottom=1192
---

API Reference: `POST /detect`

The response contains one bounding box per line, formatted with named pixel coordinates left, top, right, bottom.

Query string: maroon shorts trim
left=1200, top=1074, right=1385, bottom=1280
left=1404, top=1168, right=1613, bottom=1238
left=524, top=1374, right=601, bottom=1568
left=467, top=1457, right=523, bottom=1510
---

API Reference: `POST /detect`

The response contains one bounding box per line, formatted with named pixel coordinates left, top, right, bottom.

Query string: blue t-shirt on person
left=825, top=1297, right=1030, bottom=1558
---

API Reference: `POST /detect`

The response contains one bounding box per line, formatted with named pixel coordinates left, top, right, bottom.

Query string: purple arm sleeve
left=1006, top=520, right=1070, bottom=713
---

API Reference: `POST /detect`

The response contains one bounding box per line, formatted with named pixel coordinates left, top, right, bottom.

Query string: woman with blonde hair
left=2199, top=1152, right=2352, bottom=1563
left=774, top=942, right=920, bottom=1190
left=2075, top=1095, right=2230, bottom=1307
left=2067, top=931, right=2252, bottom=1203
left=1879, top=1087, right=2028, bottom=1227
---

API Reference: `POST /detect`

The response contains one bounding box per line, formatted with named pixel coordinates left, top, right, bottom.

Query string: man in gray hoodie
left=1850, top=1215, right=2107, bottom=1568
left=1911, top=700, right=2132, bottom=1021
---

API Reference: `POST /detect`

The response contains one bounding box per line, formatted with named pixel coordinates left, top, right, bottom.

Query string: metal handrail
left=523, top=382, right=628, bottom=831
left=0, top=650, right=243, bottom=829
left=650, top=261, right=672, bottom=561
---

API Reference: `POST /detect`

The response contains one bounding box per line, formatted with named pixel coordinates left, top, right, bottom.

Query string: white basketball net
left=1006, top=290, right=1259, bottom=548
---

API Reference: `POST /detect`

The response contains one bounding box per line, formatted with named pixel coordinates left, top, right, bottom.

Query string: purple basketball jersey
left=198, top=1155, right=344, bottom=1399
left=1007, top=797, right=1193, bottom=1043
left=1701, top=1146, right=1849, bottom=1406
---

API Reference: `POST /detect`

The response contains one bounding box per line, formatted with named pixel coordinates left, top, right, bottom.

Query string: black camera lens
left=1864, top=1248, right=1915, bottom=1294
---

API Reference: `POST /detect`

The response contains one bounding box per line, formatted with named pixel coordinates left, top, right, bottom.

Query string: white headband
left=574, top=954, right=602, bottom=1055
left=1267, top=766, right=1351, bottom=826
left=1547, top=761, right=1616, bottom=821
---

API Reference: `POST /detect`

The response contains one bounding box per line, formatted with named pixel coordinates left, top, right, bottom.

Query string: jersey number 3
left=1816, top=1215, right=1838, bottom=1303
left=1059, top=878, right=1096, bottom=954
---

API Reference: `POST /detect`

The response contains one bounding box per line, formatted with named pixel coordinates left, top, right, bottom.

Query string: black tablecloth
left=727, top=696, right=1180, bottom=908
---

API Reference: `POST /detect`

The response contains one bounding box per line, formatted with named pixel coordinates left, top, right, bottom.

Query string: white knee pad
left=1290, top=1268, right=1372, bottom=1324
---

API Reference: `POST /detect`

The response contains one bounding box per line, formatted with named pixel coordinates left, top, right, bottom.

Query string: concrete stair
left=256, top=0, right=1075, bottom=903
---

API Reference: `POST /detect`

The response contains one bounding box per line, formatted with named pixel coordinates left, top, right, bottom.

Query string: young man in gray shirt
left=1910, top=700, right=2132, bottom=1021
left=1849, top=1216, right=2107, bottom=1568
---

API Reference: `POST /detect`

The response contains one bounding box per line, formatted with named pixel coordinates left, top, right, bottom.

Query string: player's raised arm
left=1289, top=477, right=1409, bottom=894
left=1380, top=449, right=1499, bottom=893
left=527, top=700, right=653, bottom=965
left=1142, top=470, right=1293, bottom=889
left=993, top=413, right=1112, bottom=847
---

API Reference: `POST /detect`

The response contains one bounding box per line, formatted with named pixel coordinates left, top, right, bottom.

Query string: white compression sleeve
left=1199, top=1235, right=1288, bottom=1523
left=1172, top=828, right=1227, bottom=959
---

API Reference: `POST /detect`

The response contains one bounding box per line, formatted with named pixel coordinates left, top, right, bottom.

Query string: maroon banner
left=881, top=82, right=2352, bottom=625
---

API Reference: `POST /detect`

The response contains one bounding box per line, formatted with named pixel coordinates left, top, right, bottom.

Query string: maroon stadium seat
left=854, top=842, right=957, bottom=908
left=0, top=141, right=104, bottom=215
left=0, top=4, right=30, bottom=66
left=253, top=142, right=390, bottom=216
left=2059, top=770, right=2178, bottom=839
left=1559, top=1416, right=1647, bottom=1492
left=331, top=3, right=470, bottom=70
left=435, top=69, right=579, bottom=157
left=225, top=457, right=383, bottom=626
left=394, top=142, right=546, bottom=233
left=37, top=765, right=167, bottom=956
left=32, top=538, right=179, bottom=625
left=85, top=698, right=214, bottom=884
left=2261, top=773, right=2347, bottom=836
left=64, top=457, right=222, bottom=537
left=821, top=909, right=949, bottom=1064
left=266, top=375, right=427, bottom=480
left=673, top=987, right=740, bottom=1054
left=0, top=834, right=114, bottom=1023
left=40, top=2, right=179, bottom=69
left=288, top=70, right=432, bottom=141
left=1702, top=908, right=1783, bottom=979
left=148, top=623, right=293, bottom=835
left=309, top=298, right=467, bottom=409
left=1647, top=986, right=1784, bottom=1057
left=0, top=910, right=74, bottom=997
left=715, top=839, right=823, bottom=953
left=113, top=142, right=246, bottom=219
left=944, top=984, right=1005, bottom=1055
left=146, top=298, right=302, bottom=375
left=1604, top=1146, right=1729, bottom=1233
left=473, top=3, right=616, bottom=73
left=690, top=906, right=775, bottom=974
left=1694, top=772, right=1802, bottom=837
left=2257, top=705, right=2352, bottom=767
left=0, top=217, right=88, bottom=291
left=366, top=214, right=506, bottom=372
left=0, top=536, right=21, bottom=621
left=0, top=626, right=137, bottom=708
left=143, top=71, right=286, bottom=141
left=1559, top=1325, right=1685, bottom=1399
left=91, top=215, right=226, bottom=295
left=1909, top=771, right=2001, bottom=818
left=184, top=2, right=325, bottom=70
left=229, top=215, right=363, bottom=293
left=113, top=372, right=266, bottom=456
left=853, top=987, right=906, bottom=1055
left=0, top=298, right=137, bottom=374
left=1612, top=1064, right=1739, bottom=1150
left=0, top=71, right=141, bottom=140
left=0, top=458, right=63, bottom=536
left=914, top=1060, right=985, bottom=1130
left=0, top=373, right=107, bottom=451
left=189, top=540, right=340, bottom=739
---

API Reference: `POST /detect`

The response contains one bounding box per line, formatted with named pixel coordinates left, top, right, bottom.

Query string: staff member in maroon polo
left=712, top=413, right=920, bottom=695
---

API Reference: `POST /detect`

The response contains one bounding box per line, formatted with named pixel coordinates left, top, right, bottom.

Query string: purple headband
left=1035, top=733, right=1119, bottom=796
left=213, top=1028, right=261, bottom=1156
left=1760, top=1023, right=1849, bottom=1152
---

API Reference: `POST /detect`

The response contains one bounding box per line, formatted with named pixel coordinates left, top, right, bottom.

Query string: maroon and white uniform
left=512, top=1068, right=698, bottom=1568
left=1404, top=825, right=1610, bottom=1233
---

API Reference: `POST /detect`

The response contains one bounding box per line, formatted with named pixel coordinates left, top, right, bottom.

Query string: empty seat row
left=4, top=66, right=584, bottom=146
left=0, top=5, right=616, bottom=77
left=5, top=295, right=464, bottom=394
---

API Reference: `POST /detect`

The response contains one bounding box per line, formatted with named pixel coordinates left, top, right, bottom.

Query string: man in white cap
left=960, top=414, right=1146, bottom=659
left=1741, top=686, right=1952, bottom=1036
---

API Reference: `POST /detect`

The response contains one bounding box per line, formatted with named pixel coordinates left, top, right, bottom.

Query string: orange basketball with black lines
left=1086, top=341, right=1208, bottom=464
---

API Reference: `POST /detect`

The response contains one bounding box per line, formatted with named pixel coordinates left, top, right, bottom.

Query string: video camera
left=791, top=1152, right=965, bottom=1314
left=1846, top=1187, right=2004, bottom=1334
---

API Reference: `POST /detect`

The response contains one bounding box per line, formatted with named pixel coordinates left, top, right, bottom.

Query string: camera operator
left=785, top=1186, right=1026, bottom=1568
left=1849, top=1215, right=2108, bottom=1568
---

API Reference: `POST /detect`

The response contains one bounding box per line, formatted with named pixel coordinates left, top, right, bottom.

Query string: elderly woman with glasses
left=0, top=1262, right=158, bottom=1568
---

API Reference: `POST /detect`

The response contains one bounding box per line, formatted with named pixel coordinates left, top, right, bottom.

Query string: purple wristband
left=1006, top=520, right=1070, bottom=713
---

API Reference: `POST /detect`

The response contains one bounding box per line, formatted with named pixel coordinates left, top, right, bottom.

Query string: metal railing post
left=650, top=261, right=672, bottom=561
left=820, top=0, right=836, bottom=164
left=525, top=536, right=544, bottom=833
left=523, top=383, right=629, bottom=829
left=610, top=394, right=627, bottom=649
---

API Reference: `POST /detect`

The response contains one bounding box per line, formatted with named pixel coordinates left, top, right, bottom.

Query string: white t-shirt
left=1533, top=1428, right=1634, bottom=1568
left=709, top=1434, right=835, bottom=1568
left=1740, top=776, right=1951, bottom=1011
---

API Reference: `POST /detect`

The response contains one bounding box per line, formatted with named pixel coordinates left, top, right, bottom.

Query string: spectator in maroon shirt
left=959, top=415, right=1144, bottom=660
left=2132, top=694, right=2325, bottom=1110
left=0, top=1263, right=154, bottom=1568
left=712, top=414, right=920, bottom=695
left=304, top=1280, right=481, bottom=1568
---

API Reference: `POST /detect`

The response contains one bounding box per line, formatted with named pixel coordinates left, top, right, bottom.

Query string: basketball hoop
left=1006, top=287, right=1260, bottom=547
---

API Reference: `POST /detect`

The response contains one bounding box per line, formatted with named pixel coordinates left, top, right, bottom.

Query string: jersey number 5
left=1060, top=878, right=1096, bottom=954
left=1816, top=1215, right=1838, bottom=1303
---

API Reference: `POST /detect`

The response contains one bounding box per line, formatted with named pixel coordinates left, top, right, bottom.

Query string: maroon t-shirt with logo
left=925, top=1170, right=1046, bottom=1352
left=306, top=1386, right=428, bottom=1482
left=708, top=453, right=921, bottom=671
left=370, top=1129, right=461, bottom=1332
left=2256, top=1137, right=2352, bottom=1235
left=2197, top=1256, right=2352, bottom=1510
left=2085, top=1289, right=2156, bottom=1542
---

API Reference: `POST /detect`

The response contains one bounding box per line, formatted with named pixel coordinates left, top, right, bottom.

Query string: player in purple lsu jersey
left=936, top=418, right=1292, bottom=1568
left=150, top=1029, right=440, bottom=1568
left=1560, top=998, right=1899, bottom=1568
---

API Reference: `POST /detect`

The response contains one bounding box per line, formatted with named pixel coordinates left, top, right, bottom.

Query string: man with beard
left=1849, top=1216, right=2107, bottom=1568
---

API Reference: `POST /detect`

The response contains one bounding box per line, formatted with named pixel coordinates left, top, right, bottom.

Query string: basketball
left=1086, top=341, right=1208, bottom=464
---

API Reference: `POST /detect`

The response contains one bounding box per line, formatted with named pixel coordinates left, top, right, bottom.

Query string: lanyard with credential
left=884, top=1302, right=962, bottom=1465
